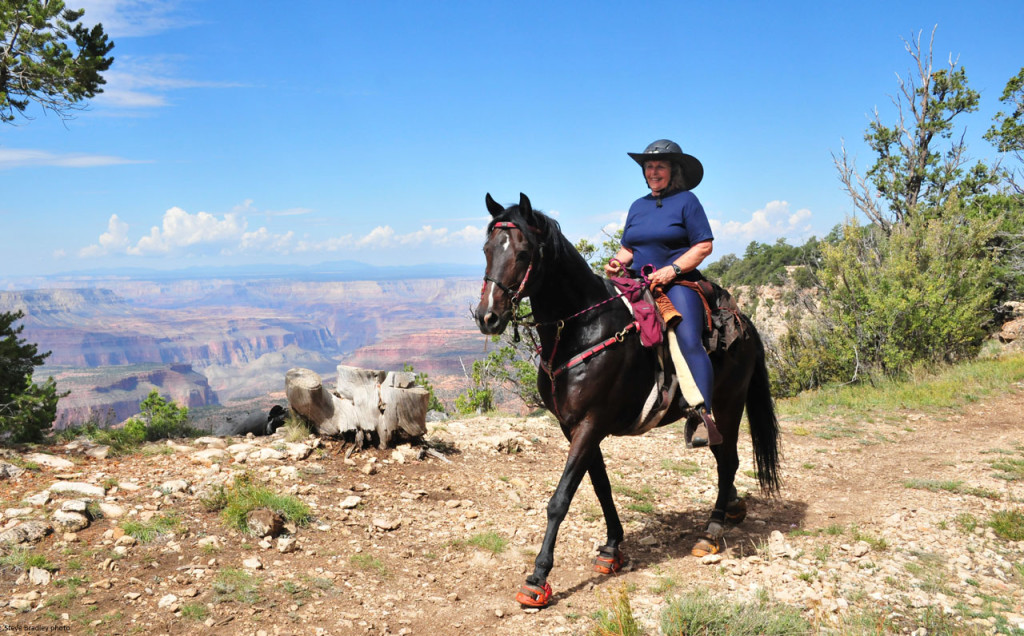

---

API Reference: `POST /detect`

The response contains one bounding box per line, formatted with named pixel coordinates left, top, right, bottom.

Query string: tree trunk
left=285, top=365, right=428, bottom=448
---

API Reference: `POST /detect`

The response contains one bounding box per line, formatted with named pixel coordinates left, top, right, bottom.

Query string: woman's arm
left=647, top=240, right=712, bottom=287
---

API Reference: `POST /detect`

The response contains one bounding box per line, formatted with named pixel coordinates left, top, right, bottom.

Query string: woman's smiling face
left=644, top=160, right=672, bottom=195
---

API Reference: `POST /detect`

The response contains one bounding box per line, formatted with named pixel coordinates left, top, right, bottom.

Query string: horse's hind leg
left=692, top=404, right=743, bottom=557
left=586, top=449, right=626, bottom=574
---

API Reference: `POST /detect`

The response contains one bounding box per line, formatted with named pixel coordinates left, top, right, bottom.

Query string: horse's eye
left=516, top=251, right=530, bottom=264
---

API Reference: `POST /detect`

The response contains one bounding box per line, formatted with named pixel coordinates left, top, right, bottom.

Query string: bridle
left=480, top=221, right=536, bottom=340
left=479, top=218, right=641, bottom=418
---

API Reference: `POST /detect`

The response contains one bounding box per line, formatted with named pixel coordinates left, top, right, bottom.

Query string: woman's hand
left=648, top=265, right=678, bottom=287
left=605, top=248, right=633, bottom=277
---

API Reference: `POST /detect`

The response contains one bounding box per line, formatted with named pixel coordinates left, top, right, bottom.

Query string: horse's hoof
left=516, top=582, right=553, bottom=608
left=691, top=533, right=721, bottom=557
left=725, top=498, right=747, bottom=524
left=592, top=545, right=627, bottom=574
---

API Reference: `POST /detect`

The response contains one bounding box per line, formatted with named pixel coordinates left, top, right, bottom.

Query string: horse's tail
left=745, top=320, right=782, bottom=495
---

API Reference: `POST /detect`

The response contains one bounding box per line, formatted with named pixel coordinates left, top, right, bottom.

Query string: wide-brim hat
left=628, top=139, right=704, bottom=190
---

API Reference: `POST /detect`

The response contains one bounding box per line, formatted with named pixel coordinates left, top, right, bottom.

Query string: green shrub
left=220, top=473, right=312, bottom=534
left=660, top=588, right=810, bottom=635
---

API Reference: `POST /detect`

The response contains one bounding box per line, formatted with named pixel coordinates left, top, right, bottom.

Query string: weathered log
left=285, top=365, right=428, bottom=448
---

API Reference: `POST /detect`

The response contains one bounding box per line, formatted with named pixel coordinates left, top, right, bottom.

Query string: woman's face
left=644, top=160, right=672, bottom=195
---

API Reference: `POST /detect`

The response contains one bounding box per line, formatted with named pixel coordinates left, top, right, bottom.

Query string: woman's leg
left=667, top=285, right=714, bottom=411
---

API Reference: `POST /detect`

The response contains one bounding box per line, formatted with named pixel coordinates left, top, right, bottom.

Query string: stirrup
left=684, top=413, right=708, bottom=448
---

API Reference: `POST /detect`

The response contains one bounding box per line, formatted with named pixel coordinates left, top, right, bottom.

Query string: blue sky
left=2, top=0, right=1022, bottom=280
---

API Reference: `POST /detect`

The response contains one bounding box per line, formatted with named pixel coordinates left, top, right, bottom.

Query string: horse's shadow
left=542, top=496, right=809, bottom=607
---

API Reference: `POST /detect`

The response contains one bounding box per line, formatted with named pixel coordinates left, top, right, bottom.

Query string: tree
left=403, top=363, right=446, bottom=414
left=985, top=67, right=1024, bottom=193
left=126, top=390, right=195, bottom=441
left=777, top=30, right=1022, bottom=389
left=1, top=0, right=115, bottom=124
left=833, top=27, right=996, bottom=233
left=0, top=309, right=60, bottom=442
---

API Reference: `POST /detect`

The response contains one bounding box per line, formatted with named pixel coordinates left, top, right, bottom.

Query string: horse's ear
left=485, top=193, right=504, bottom=218
left=518, top=193, right=533, bottom=215
left=518, top=193, right=540, bottom=227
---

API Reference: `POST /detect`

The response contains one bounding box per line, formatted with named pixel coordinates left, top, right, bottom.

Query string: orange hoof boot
left=592, top=546, right=626, bottom=574
left=516, top=581, right=552, bottom=608
left=691, top=533, right=721, bottom=558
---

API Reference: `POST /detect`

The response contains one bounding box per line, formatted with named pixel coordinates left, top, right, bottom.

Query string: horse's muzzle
left=475, top=306, right=509, bottom=335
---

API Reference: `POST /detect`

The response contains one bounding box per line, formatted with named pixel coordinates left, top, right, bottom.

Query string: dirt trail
left=1, top=386, right=1023, bottom=635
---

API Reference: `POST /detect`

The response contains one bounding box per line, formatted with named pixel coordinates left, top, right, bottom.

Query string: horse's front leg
left=516, top=424, right=603, bottom=608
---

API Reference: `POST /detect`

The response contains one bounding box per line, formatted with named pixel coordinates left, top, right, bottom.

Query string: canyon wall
left=2, top=277, right=484, bottom=426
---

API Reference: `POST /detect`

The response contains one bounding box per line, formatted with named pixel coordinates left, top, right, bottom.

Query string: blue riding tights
left=666, top=283, right=714, bottom=413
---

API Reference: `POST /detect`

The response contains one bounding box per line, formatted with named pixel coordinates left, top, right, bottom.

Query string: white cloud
left=710, top=200, right=813, bottom=242
left=80, top=214, right=131, bottom=257
left=0, top=148, right=148, bottom=169
left=76, top=204, right=488, bottom=261
left=127, top=207, right=247, bottom=255
left=76, top=0, right=197, bottom=38
left=94, top=56, right=247, bottom=111
left=236, top=228, right=296, bottom=254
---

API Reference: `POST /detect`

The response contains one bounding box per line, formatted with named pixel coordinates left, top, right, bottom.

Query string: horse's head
left=475, top=192, right=542, bottom=335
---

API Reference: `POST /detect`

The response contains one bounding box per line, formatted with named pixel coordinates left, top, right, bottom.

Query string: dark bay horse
left=474, top=193, right=781, bottom=608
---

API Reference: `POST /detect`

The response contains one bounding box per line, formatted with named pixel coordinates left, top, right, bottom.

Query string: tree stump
left=285, top=365, right=428, bottom=449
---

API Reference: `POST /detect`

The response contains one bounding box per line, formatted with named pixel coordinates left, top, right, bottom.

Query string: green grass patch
left=660, top=588, right=811, bottom=635
left=180, top=603, right=209, bottom=621
left=350, top=553, right=389, bottom=578
left=612, top=482, right=655, bottom=502
left=989, top=457, right=1024, bottom=481
left=53, top=575, right=89, bottom=589
left=780, top=354, right=1024, bottom=421
left=660, top=458, right=700, bottom=476
left=220, top=473, right=312, bottom=535
left=466, top=531, right=509, bottom=555
left=954, top=513, right=979, bottom=534
left=120, top=513, right=181, bottom=543
left=212, top=568, right=261, bottom=604
left=0, top=548, right=58, bottom=572
left=44, top=590, right=80, bottom=609
left=849, top=525, right=889, bottom=551
left=590, top=584, right=642, bottom=636
left=627, top=501, right=655, bottom=514
left=989, top=509, right=1024, bottom=541
left=904, top=552, right=954, bottom=595
left=903, top=478, right=1002, bottom=500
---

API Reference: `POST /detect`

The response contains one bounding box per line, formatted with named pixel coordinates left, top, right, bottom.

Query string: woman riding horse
left=475, top=180, right=780, bottom=608
left=606, top=139, right=720, bottom=447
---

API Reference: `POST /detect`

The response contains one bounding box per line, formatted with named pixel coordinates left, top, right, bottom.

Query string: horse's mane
left=487, top=205, right=596, bottom=278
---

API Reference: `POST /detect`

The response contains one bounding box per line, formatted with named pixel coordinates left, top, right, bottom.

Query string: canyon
left=0, top=274, right=488, bottom=428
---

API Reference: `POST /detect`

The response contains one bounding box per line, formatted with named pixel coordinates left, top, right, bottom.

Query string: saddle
left=611, top=274, right=746, bottom=355
left=610, top=273, right=746, bottom=437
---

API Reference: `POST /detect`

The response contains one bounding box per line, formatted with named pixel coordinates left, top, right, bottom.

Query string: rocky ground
left=1, top=383, right=1023, bottom=635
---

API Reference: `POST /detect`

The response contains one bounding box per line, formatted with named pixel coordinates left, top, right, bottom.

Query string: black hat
left=627, top=139, right=703, bottom=190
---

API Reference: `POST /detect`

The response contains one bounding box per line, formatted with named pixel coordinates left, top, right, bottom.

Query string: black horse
left=474, top=193, right=780, bottom=608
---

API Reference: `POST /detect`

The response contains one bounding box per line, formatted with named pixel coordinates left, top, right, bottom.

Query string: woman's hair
left=669, top=163, right=688, bottom=191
